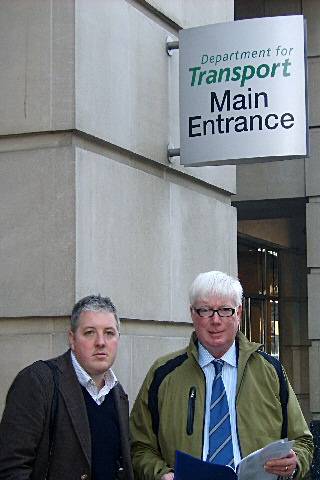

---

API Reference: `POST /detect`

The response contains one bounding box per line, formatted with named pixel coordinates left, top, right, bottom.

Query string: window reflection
left=238, top=242, right=279, bottom=358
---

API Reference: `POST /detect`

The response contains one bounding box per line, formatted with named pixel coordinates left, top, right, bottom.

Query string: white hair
left=189, top=271, right=243, bottom=307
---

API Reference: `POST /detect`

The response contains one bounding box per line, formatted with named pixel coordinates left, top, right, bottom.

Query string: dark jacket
left=0, top=350, right=134, bottom=480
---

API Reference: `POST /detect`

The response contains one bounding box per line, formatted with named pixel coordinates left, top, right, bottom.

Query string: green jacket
left=130, top=331, right=313, bottom=480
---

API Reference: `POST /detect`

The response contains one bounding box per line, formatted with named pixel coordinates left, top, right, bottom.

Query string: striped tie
left=207, top=359, right=234, bottom=468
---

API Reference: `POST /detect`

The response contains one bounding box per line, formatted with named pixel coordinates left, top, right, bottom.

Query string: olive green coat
left=130, top=332, right=313, bottom=480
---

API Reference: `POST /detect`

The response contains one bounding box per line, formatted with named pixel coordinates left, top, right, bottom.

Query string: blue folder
left=175, top=450, right=237, bottom=480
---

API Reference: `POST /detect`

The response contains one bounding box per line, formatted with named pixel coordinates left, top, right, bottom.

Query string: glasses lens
left=218, top=308, right=235, bottom=317
left=197, top=308, right=212, bottom=317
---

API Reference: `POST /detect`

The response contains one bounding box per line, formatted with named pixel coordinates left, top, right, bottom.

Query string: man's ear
left=236, top=305, right=242, bottom=323
left=68, top=329, right=75, bottom=351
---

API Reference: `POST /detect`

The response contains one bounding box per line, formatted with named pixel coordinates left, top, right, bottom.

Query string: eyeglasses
left=192, top=307, right=236, bottom=318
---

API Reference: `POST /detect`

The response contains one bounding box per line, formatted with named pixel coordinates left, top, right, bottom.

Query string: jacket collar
left=188, top=331, right=200, bottom=361
left=235, top=331, right=262, bottom=394
left=53, top=350, right=91, bottom=466
left=188, top=330, right=262, bottom=393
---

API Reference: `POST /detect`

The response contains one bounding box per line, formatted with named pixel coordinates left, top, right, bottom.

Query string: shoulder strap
left=257, top=350, right=289, bottom=438
left=42, top=360, right=60, bottom=479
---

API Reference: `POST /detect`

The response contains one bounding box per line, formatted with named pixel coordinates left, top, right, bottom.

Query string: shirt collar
left=70, top=350, right=117, bottom=389
left=198, top=340, right=237, bottom=368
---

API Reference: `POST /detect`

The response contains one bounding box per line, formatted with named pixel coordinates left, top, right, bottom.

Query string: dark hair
left=70, top=294, right=119, bottom=332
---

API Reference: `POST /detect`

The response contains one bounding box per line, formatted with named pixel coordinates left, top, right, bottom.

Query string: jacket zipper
left=186, top=386, right=197, bottom=435
left=235, top=347, right=259, bottom=461
left=235, top=337, right=244, bottom=463
left=191, top=347, right=207, bottom=455
left=201, top=370, right=206, bottom=455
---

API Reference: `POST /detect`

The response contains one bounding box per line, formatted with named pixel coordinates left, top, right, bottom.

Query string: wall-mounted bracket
left=167, top=145, right=180, bottom=163
left=166, top=36, right=179, bottom=56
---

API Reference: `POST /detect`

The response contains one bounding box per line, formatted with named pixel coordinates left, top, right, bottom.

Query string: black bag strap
left=257, top=350, right=289, bottom=438
left=42, top=360, right=60, bottom=479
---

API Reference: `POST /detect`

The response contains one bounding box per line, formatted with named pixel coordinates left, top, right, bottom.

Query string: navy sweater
left=81, top=387, right=121, bottom=480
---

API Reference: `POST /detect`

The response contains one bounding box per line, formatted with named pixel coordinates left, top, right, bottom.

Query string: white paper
left=237, top=439, right=294, bottom=480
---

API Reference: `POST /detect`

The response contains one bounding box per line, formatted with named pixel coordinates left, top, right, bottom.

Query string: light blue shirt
left=198, top=341, right=241, bottom=467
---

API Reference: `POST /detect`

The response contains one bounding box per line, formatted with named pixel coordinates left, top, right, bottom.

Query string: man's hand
left=264, top=449, right=297, bottom=477
left=161, top=473, right=174, bottom=480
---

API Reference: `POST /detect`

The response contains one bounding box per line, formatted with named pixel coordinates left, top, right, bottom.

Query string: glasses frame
left=192, top=307, right=236, bottom=318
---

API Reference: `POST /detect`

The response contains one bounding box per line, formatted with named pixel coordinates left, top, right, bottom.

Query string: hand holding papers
left=175, top=439, right=294, bottom=480
left=236, top=439, right=294, bottom=480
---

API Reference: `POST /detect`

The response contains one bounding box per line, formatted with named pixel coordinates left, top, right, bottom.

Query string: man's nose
left=95, top=332, right=106, bottom=345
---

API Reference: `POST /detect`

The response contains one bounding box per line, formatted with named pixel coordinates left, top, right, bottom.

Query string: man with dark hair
left=0, top=294, right=133, bottom=480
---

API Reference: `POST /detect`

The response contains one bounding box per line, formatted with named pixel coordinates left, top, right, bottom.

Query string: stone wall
left=0, top=0, right=236, bottom=414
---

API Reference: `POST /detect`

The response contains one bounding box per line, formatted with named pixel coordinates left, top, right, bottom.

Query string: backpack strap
left=257, top=350, right=289, bottom=438
left=42, top=360, right=60, bottom=479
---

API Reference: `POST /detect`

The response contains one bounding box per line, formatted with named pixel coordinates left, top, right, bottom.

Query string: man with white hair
left=0, top=294, right=133, bottom=480
left=130, top=270, right=313, bottom=480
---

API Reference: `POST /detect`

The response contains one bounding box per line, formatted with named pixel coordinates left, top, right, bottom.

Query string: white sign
left=179, top=16, right=308, bottom=166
